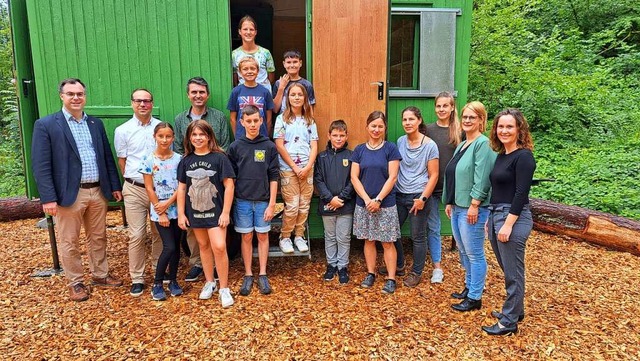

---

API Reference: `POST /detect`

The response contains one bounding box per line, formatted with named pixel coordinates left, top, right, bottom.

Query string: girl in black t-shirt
left=177, top=120, right=236, bottom=308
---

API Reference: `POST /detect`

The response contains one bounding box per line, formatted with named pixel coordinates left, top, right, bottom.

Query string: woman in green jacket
left=443, top=101, right=497, bottom=312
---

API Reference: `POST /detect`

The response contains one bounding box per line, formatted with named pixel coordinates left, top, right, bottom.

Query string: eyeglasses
left=63, top=92, right=85, bottom=98
left=132, top=99, right=153, bottom=105
left=461, top=115, right=478, bottom=120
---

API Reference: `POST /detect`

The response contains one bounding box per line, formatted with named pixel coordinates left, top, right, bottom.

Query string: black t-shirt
left=489, top=149, right=536, bottom=216
left=444, top=145, right=469, bottom=205
left=177, top=152, right=236, bottom=228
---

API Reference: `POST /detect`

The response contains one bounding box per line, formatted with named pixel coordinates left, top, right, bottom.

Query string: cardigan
left=443, top=134, right=497, bottom=207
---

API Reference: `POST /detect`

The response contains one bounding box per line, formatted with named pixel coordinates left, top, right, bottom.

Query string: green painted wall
left=387, top=0, right=473, bottom=142
left=21, top=0, right=232, bottom=198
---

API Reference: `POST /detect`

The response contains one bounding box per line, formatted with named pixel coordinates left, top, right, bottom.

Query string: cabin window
left=389, top=8, right=461, bottom=97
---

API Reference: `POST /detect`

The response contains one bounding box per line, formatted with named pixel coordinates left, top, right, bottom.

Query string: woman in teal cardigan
left=443, top=101, right=497, bottom=312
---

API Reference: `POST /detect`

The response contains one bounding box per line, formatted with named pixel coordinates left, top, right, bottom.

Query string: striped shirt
left=62, top=107, right=99, bottom=183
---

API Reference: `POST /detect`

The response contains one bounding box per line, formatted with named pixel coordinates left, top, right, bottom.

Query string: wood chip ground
left=1, top=212, right=639, bottom=360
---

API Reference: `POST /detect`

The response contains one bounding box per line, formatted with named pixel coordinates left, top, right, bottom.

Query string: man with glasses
left=174, top=77, right=231, bottom=282
left=114, top=88, right=162, bottom=297
left=32, top=78, right=124, bottom=302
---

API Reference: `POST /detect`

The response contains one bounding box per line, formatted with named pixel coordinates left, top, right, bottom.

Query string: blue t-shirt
left=138, top=152, right=182, bottom=221
left=227, top=84, right=274, bottom=139
left=351, top=141, right=402, bottom=208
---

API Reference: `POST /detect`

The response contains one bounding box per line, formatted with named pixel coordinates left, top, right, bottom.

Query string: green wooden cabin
left=10, top=0, right=472, bottom=238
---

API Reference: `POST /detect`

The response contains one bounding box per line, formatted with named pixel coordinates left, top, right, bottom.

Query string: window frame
left=389, top=7, right=462, bottom=98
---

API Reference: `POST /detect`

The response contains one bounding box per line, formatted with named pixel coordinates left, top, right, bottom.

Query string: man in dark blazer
left=32, top=78, right=124, bottom=302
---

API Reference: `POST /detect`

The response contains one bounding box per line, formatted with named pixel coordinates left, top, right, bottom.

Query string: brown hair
left=402, top=106, right=427, bottom=135
left=153, top=122, right=174, bottom=136
left=183, top=119, right=223, bottom=156
left=58, top=78, right=86, bottom=93
left=461, top=101, right=488, bottom=133
left=435, top=91, right=462, bottom=145
left=283, top=83, right=314, bottom=126
left=329, top=119, right=347, bottom=133
left=490, top=108, right=534, bottom=153
left=238, top=15, right=257, bottom=30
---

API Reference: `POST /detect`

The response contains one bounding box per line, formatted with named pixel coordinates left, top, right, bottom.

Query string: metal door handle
left=370, top=81, right=384, bottom=100
left=23, top=79, right=32, bottom=98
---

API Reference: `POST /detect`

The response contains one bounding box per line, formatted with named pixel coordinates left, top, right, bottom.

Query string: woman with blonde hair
left=443, top=101, right=496, bottom=312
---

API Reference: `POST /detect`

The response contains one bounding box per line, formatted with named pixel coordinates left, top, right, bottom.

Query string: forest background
left=0, top=0, right=638, bottom=219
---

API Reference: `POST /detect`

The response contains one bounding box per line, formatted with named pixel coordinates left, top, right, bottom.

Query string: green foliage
left=470, top=0, right=640, bottom=220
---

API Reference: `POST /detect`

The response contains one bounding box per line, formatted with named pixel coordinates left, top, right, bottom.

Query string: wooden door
left=312, top=0, right=389, bottom=147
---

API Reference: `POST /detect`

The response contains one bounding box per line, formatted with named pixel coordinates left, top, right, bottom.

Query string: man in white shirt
left=114, top=88, right=162, bottom=297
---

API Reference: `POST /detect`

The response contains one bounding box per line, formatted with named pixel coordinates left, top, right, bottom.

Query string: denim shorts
left=233, top=199, right=271, bottom=233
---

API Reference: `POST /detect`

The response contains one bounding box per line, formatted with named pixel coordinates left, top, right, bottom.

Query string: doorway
left=230, top=0, right=309, bottom=79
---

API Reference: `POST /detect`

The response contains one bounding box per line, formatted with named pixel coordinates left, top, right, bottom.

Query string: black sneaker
left=360, top=273, right=376, bottom=288
left=257, top=275, right=272, bottom=295
left=185, top=266, right=203, bottom=282
left=377, top=265, right=406, bottom=277
left=381, top=279, right=397, bottom=294
left=239, top=275, right=254, bottom=296
left=130, top=283, right=144, bottom=297
left=338, top=267, right=349, bottom=284
left=323, top=264, right=338, bottom=281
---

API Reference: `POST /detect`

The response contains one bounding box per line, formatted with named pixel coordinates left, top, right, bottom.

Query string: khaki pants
left=186, top=228, right=201, bottom=268
left=56, top=187, right=109, bottom=286
left=279, top=170, right=314, bottom=239
left=122, top=182, right=161, bottom=284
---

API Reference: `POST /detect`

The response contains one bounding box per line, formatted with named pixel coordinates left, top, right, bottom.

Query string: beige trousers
left=279, top=170, right=314, bottom=239
left=56, top=187, right=109, bottom=286
left=122, top=182, right=161, bottom=284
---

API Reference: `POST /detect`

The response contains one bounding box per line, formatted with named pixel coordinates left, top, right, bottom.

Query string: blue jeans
left=395, top=192, right=429, bottom=276
left=450, top=205, right=489, bottom=300
left=233, top=199, right=271, bottom=234
left=426, top=194, right=443, bottom=264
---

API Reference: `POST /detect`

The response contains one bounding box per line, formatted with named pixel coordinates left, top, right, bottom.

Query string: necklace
left=366, top=140, right=384, bottom=150
left=155, top=151, right=173, bottom=160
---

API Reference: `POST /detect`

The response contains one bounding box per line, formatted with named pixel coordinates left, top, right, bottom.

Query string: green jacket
left=173, top=106, right=231, bottom=154
left=443, top=134, right=497, bottom=207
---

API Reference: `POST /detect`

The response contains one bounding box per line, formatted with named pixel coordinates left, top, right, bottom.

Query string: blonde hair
left=238, top=56, right=260, bottom=71
left=283, top=83, right=314, bottom=126
left=435, top=91, right=462, bottom=145
left=461, top=101, right=488, bottom=133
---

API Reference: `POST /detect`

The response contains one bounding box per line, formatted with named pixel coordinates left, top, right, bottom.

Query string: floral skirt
left=353, top=204, right=401, bottom=242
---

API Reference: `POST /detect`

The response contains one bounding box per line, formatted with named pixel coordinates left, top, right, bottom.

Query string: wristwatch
left=373, top=198, right=382, bottom=204
left=420, top=196, right=428, bottom=202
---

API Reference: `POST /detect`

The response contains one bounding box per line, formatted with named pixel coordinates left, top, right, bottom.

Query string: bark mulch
left=1, top=211, right=639, bottom=360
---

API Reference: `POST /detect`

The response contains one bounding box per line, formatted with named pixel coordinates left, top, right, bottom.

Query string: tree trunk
left=0, top=196, right=44, bottom=221
left=530, top=198, right=640, bottom=256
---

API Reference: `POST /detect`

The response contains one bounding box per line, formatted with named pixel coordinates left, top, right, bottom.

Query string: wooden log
left=0, top=196, right=44, bottom=221
left=530, top=198, right=640, bottom=256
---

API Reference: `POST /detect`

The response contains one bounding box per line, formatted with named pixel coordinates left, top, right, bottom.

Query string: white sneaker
left=431, top=268, right=444, bottom=283
left=199, top=281, right=217, bottom=300
left=219, top=288, right=234, bottom=308
left=279, top=238, right=295, bottom=253
left=294, top=236, right=309, bottom=252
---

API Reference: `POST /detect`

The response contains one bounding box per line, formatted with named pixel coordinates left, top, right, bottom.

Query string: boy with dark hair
left=227, top=105, right=279, bottom=296
left=272, top=50, right=316, bottom=114
left=313, top=120, right=355, bottom=284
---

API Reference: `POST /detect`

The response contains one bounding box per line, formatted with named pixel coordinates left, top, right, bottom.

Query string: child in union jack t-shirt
left=227, top=56, right=274, bottom=139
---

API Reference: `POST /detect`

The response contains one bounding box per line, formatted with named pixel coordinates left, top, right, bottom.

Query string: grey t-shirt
left=425, top=123, right=458, bottom=196
left=396, top=135, right=439, bottom=194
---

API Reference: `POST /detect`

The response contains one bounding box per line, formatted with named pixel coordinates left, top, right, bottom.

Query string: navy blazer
left=31, top=111, right=122, bottom=207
